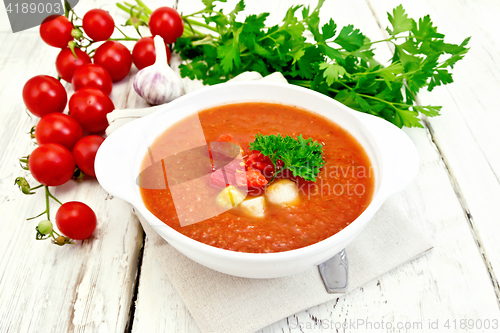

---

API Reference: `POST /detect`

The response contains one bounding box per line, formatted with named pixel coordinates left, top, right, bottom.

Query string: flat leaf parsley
left=173, top=0, right=470, bottom=128
left=118, top=0, right=470, bottom=128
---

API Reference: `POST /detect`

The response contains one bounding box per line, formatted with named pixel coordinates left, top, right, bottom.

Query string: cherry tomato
left=40, top=15, right=74, bottom=48
left=55, top=201, right=97, bottom=240
left=82, top=9, right=115, bottom=41
left=35, top=113, right=83, bottom=151
left=236, top=169, right=268, bottom=188
left=69, top=88, right=115, bottom=133
left=246, top=152, right=281, bottom=179
left=72, top=64, right=113, bottom=95
left=55, top=47, right=92, bottom=82
left=149, top=7, right=184, bottom=44
left=22, top=75, right=67, bottom=118
left=93, top=41, right=132, bottom=82
left=72, top=135, right=105, bottom=177
left=132, top=37, right=171, bottom=70
left=28, top=143, right=75, bottom=186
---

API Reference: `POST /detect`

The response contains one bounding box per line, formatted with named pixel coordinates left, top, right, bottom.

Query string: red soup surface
left=139, top=102, right=374, bottom=253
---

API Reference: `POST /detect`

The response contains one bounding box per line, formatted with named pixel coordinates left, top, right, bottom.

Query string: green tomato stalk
left=15, top=177, right=73, bottom=246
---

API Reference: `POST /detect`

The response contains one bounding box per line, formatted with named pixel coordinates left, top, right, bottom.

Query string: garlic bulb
left=133, top=36, right=185, bottom=105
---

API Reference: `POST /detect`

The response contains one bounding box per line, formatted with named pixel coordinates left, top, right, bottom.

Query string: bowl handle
left=354, top=112, right=420, bottom=198
left=94, top=120, right=142, bottom=205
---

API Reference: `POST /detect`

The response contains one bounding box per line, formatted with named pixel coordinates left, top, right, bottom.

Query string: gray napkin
left=106, top=72, right=433, bottom=333
left=133, top=197, right=431, bottom=333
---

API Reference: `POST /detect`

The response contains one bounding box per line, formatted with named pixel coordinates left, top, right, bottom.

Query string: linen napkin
left=106, top=72, right=433, bottom=333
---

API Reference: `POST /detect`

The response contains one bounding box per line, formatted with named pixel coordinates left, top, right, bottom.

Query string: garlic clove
left=133, top=35, right=185, bottom=105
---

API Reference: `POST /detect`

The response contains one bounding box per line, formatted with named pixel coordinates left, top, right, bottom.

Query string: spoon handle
left=318, top=249, right=348, bottom=293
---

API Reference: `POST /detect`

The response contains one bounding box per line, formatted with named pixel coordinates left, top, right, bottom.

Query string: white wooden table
left=1, top=0, right=500, bottom=332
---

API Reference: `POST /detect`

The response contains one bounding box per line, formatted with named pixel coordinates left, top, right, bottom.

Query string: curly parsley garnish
left=249, top=134, right=325, bottom=182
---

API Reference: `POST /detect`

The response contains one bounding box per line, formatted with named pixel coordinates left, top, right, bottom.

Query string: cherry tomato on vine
left=29, top=143, right=75, bottom=186
left=149, top=7, right=184, bottom=44
left=40, top=15, right=74, bottom=48
left=82, top=9, right=115, bottom=41
left=22, top=75, right=67, bottom=118
left=55, top=201, right=97, bottom=240
left=72, top=135, right=105, bottom=177
left=93, top=41, right=132, bottom=82
left=72, top=64, right=113, bottom=95
left=35, top=113, right=83, bottom=151
left=55, top=47, right=92, bottom=82
left=69, top=88, right=115, bottom=133
left=132, top=36, right=171, bottom=70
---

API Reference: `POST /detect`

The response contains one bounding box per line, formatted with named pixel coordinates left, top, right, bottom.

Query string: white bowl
left=95, top=81, right=419, bottom=278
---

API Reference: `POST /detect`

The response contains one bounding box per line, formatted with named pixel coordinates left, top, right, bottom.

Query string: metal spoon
left=318, top=249, right=348, bottom=293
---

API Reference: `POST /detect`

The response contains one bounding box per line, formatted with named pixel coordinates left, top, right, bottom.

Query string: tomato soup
left=139, top=102, right=374, bottom=253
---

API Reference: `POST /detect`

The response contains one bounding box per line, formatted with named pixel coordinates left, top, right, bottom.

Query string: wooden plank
left=131, top=0, right=500, bottom=332
left=131, top=235, right=201, bottom=333
left=129, top=0, right=196, bottom=331
left=0, top=1, right=145, bottom=332
left=367, top=0, right=500, bottom=304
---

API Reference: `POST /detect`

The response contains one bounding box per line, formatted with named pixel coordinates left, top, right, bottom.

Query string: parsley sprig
left=117, top=0, right=470, bottom=128
left=172, top=0, right=470, bottom=128
left=249, top=134, right=325, bottom=182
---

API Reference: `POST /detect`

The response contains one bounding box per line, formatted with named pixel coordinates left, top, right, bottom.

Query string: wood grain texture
left=368, top=0, right=500, bottom=305
left=0, top=1, right=144, bottom=332
left=131, top=235, right=201, bottom=333
left=1, top=0, right=500, bottom=332
left=131, top=0, right=500, bottom=332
